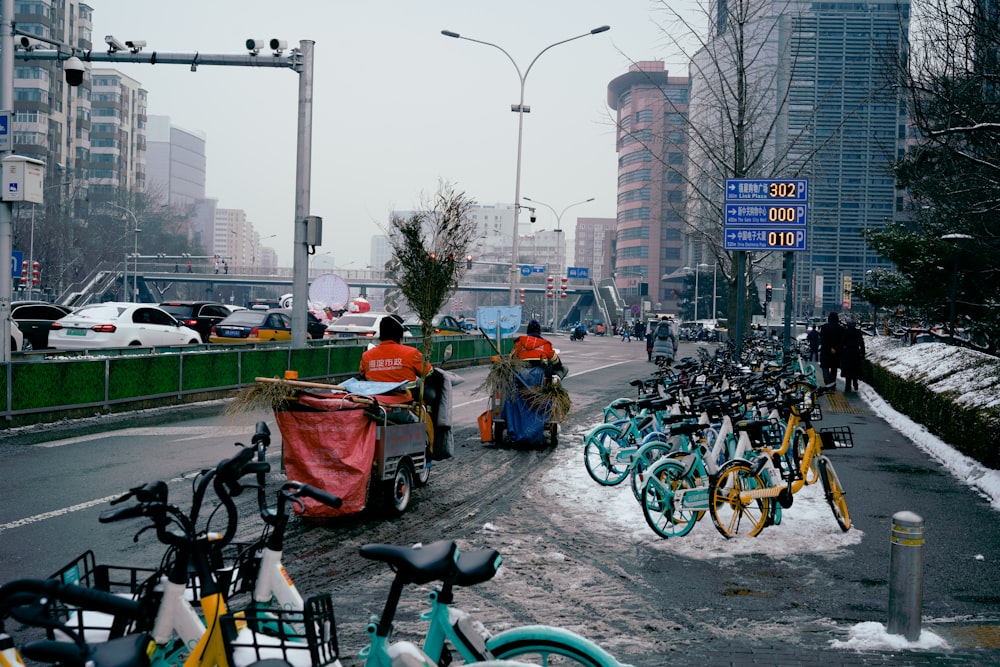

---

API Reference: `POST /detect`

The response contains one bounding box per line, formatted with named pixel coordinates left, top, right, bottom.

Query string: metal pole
left=712, top=263, right=718, bottom=321
left=290, top=40, right=314, bottom=348
left=1, top=0, right=15, bottom=364
left=694, top=268, right=700, bottom=322
left=440, top=29, right=609, bottom=306
left=887, top=511, right=924, bottom=641
left=133, top=227, right=140, bottom=301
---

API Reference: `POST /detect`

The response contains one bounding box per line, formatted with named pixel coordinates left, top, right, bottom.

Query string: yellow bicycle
left=709, top=384, right=852, bottom=537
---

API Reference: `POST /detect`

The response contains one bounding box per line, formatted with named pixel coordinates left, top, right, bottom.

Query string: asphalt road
left=2, top=334, right=998, bottom=666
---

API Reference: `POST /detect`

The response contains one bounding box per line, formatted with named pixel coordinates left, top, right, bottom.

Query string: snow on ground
left=542, top=338, right=1000, bottom=652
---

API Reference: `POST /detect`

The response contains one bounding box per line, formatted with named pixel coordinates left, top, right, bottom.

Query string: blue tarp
left=336, top=378, right=409, bottom=396
left=502, top=365, right=547, bottom=446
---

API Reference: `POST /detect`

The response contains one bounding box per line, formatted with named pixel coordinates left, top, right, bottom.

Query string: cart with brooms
left=242, top=374, right=442, bottom=518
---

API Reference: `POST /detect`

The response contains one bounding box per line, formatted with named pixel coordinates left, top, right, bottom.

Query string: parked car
left=48, top=303, right=202, bottom=350
left=324, top=312, right=408, bottom=339
left=402, top=314, right=467, bottom=336
left=275, top=308, right=327, bottom=340
left=159, top=301, right=232, bottom=343
left=10, top=301, right=74, bottom=349
left=209, top=308, right=293, bottom=344
left=9, top=319, right=24, bottom=351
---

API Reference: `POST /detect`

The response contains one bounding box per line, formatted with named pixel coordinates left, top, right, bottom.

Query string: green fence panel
left=12, top=359, right=107, bottom=410
left=289, top=347, right=332, bottom=380
left=240, top=348, right=296, bottom=384
left=181, top=351, right=241, bottom=391
left=109, top=356, right=181, bottom=400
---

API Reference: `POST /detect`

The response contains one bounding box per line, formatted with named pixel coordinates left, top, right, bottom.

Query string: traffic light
left=765, top=284, right=773, bottom=302
left=466, top=254, right=473, bottom=270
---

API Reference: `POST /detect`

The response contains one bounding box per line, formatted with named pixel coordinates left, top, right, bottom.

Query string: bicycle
left=708, top=384, right=852, bottom=538
left=358, top=540, right=631, bottom=667
left=1, top=445, right=342, bottom=667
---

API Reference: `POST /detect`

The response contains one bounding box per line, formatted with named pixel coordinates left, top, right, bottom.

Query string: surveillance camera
left=125, top=40, right=146, bottom=52
left=105, top=35, right=126, bottom=52
left=17, top=36, right=51, bottom=51
left=246, top=38, right=267, bottom=54
left=63, top=56, right=85, bottom=87
left=269, top=38, right=287, bottom=53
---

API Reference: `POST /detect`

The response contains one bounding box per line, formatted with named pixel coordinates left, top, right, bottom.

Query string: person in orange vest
left=359, top=315, right=432, bottom=384
left=513, top=320, right=566, bottom=377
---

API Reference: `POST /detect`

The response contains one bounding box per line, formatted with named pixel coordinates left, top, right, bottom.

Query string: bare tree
left=613, top=0, right=902, bottom=343
left=384, top=181, right=478, bottom=369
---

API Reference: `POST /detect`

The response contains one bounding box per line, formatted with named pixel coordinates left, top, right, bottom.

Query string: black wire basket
left=222, top=593, right=339, bottom=667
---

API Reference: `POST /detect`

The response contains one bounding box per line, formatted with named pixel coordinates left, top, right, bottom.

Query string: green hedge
left=865, top=360, right=1000, bottom=469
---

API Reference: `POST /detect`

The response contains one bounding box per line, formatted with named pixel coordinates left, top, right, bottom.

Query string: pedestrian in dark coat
left=652, top=316, right=678, bottom=366
left=819, top=312, right=844, bottom=389
left=806, top=325, right=820, bottom=361
left=840, top=319, right=865, bottom=392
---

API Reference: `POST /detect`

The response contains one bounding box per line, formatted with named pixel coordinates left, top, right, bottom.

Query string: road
left=2, top=334, right=999, bottom=666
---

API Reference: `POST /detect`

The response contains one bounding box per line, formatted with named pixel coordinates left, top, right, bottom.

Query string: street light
left=523, top=196, right=594, bottom=330
left=107, top=203, right=140, bottom=302
left=441, top=25, right=610, bottom=305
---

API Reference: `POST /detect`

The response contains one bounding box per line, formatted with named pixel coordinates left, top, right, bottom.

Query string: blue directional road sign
left=0, top=111, right=10, bottom=152
left=725, top=178, right=808, bottom=202
left=520, top=265, right=532, bottom=277
left=724, top=227, right=807, bottom=251
left=520, top=264, right=547, bottom=276
left=10, top=251, right=23, bottom=278
left=566, top=266, right=590, bottom=279
left=725, top=203, right=807, bottom=226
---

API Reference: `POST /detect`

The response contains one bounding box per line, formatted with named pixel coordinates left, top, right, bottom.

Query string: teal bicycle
left=359, top=540, right=631, bottom=667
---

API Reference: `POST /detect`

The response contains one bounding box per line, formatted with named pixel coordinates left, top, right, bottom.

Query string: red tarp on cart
left=276, top=391, right=411, bottom=518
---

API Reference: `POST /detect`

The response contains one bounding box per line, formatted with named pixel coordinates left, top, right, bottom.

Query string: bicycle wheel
left=818, top=456, right=851, bottom=532
left=641, top=459, right=702, bottom=539
left=583, top=425, right=629, bottom=486
left=629, top=441, right=673, bottom=502
left=709, top=459, right=772, bottom=538
left=488, top=626, right=621, bottom=667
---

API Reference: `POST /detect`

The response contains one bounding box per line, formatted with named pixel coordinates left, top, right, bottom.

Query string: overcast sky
left=87, top=0, right=701, bottom=267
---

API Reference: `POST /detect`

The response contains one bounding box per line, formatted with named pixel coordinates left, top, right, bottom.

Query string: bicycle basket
left=761, top=420, right=785, bottom=449
left=819, top=426, right=854, bottom=450
left=222, top=593, right=339, bottom=667
left=809, top=402, right=823, bottom=421
left=46, top=550, right=160, bottom=641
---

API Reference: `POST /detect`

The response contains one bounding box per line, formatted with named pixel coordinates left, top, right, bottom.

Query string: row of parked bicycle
left=0, top=422, right=630, bottom=667
left=581, top=343, right=853, bottom=540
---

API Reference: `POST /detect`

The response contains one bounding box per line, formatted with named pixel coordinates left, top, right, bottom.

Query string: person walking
left=819, top=312, right=845, bottom=389
left=651, top=316, right=678, bottom=367
left=840, top=319, right=865, bottom=392
left=621, top=322, right=631, bottom=342
left=645, top=323, right=654, bottom=362
left=806, top=325, right=820, bottom=361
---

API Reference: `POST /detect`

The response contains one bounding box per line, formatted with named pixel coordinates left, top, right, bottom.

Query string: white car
left=48, top=302, right=202, bottom=350
left=323, top=312, right=411, bottom=339
left=9, top=320, right=24, bottom=351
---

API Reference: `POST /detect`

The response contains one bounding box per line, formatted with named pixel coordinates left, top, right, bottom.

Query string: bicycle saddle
left=360, top=540, right=458, bottom=586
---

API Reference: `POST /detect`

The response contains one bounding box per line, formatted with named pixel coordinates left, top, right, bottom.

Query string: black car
left=10, top=301, right=74, bottom=350
left=280, top=309, right=328, bottom=340
left=159, top=301, right=232, bottom=343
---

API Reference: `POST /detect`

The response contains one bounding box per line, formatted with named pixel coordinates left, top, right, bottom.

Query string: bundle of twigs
left=522, top=379, right=572, bottom=422
left=476, top=355, right=527, bottom=404
left=225, top=377, right=372, bottom=415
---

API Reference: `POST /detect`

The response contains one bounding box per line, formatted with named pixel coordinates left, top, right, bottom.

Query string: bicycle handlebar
left=0, top=579, right=141, bottom=621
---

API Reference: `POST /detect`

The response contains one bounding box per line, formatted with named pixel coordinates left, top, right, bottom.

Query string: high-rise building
left=88, top=68, right=146, bottom=200
left=607, top=62, right=691, bottom=314
left=145, top=115, right=206, bottom=208
left=688, top=0, right=909, bottom=315
left=573, top=217, right=616, bottom=282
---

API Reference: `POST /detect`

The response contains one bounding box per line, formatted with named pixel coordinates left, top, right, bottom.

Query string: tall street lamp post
left=441, top=26, right=610, bottom=306
left=522, top=196, right=594, bottom=330
left=108, top=203, right=140, bottom=302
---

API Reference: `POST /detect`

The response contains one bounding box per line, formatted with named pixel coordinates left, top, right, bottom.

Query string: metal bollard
left=887, top=511, right=924, bottom=641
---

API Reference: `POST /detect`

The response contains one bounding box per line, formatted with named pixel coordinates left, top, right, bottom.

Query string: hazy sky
left=88, top=1, right=700, bottom=267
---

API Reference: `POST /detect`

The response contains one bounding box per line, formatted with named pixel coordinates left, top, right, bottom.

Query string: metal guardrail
left=1, top=335, right=500, bottom=427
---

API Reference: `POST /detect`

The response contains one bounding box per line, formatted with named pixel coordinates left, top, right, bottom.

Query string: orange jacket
left=513, top=334, right=556, bottom=362
left=359, top=340, right=432, bottom=383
